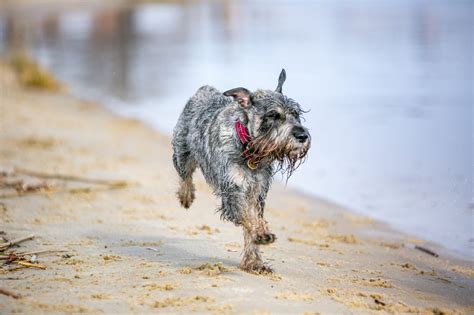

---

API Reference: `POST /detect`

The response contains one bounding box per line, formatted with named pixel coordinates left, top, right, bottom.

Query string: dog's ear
left=275, top=68, right=286, bottom=93
left=223, top=87, right=252, bottom=109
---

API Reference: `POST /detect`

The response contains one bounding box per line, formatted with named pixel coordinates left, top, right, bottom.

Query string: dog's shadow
left=83, top=227, right=240, bottom=271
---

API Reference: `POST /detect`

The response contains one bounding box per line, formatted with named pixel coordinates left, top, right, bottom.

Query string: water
left=1, top=0, right=472, bottom=258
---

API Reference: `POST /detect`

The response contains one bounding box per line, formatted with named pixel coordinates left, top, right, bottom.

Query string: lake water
left=1, top=0, right=472, bottom=258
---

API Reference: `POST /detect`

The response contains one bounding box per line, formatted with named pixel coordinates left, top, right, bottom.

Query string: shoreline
left=266, top=185, right=471, bottom=262
left=1, top=62, right=473, bottom=313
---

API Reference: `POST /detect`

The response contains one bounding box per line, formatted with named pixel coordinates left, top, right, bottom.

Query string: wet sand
left=0, top=63, right=473, bottom=314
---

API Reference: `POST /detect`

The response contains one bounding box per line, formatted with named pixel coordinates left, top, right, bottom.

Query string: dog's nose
left=292, top=126, right=308, bottom=143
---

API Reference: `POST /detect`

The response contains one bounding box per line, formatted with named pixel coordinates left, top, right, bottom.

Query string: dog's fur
left=172, top=69, right=310, bottom=273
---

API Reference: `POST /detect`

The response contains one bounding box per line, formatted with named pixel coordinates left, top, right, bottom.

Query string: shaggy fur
left=172, top=69, right=310, bottom=273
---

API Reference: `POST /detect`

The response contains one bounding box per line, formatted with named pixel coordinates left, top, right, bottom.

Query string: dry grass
left=9, top=53, right=62, bottom=91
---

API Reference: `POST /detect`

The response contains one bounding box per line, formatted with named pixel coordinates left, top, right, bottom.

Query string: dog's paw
left=254, top=264, right=274, bottom=274
left=241, top=263, right=274, bottom=274
left=178, top=193, right=193, bottom=209
left=255, top=233, right=276, bottom=245
left=177, top=182, right=195, bottom=209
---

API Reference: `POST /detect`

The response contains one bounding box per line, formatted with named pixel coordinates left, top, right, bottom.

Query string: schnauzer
left=172, top=69, right=310, bottom=273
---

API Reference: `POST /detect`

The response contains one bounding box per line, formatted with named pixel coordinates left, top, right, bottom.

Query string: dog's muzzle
left=292, top=126, right=309, bottom=143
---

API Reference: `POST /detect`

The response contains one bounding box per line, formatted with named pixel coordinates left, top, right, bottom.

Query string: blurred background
left=0, top=0, right=472, bottom=258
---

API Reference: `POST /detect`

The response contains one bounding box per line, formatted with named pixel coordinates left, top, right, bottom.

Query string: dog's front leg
left=254, top=192, right=276, bottom=245
left=254, top=217, right=276, bottom=245
left=220, top=183, right=274, bottom=273
left=239, top=203, right=274, bottom=273
left=240, top=226, right=269, bottom=273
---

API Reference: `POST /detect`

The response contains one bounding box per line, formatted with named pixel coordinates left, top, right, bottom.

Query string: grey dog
left=172, top=69, right=310, bottom=273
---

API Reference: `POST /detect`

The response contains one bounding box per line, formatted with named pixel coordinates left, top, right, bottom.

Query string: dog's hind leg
left=172, top=148, right=197, bottom=209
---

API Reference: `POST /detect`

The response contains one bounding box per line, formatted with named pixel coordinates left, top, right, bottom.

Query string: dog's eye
left=267, top=111, right=281, bottom=120
left=289, top=109, right=300, bottom=120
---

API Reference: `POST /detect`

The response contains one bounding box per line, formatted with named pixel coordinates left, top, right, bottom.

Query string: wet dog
left=172, top=69, right=310, bottom=273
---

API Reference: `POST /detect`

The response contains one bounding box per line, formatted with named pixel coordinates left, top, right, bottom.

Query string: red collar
left=235, top=118, right=250, bottom=146
left=235, top=118, right=257, bottom=169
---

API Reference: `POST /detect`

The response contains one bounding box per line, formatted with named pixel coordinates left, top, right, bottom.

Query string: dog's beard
left=246, top=135, right=310, bottom=179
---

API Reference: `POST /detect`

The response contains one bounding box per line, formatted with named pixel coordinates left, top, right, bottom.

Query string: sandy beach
left=0, top=61, right=473, bottom=314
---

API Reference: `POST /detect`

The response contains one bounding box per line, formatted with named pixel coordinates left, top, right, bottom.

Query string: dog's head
left=224, top=69, right=311, bottom=176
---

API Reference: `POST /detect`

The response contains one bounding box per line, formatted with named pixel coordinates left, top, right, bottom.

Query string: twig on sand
left=0, top=235, right=35, bottom=251
left=0, top=288, right=20, bottom=299
left=17, top=249, right=68, bottom=256
left=0, top=168, right=137, bottom=198
left=0, top=249, right=67, bottom=260
left=415, top=245, right=439, bottom=257
left=0, top=184, right=135, bottom=199
left=14, top=167, right=131, bottom=187
left=0, top=180, right=53, bottom=195
left=16, top=261, right=46, bottom=269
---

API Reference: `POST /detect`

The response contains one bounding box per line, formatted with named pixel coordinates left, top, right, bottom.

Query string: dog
left=172, top=69, right=310, bottom=273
